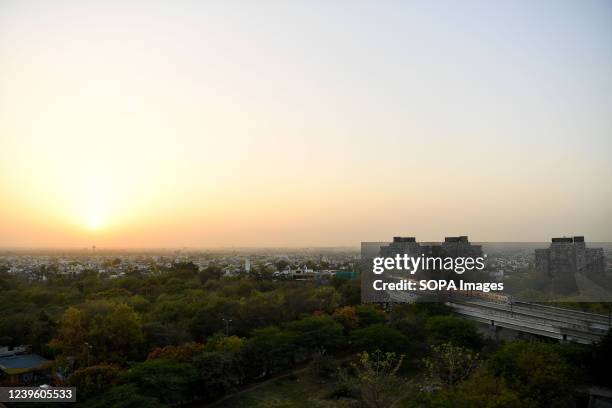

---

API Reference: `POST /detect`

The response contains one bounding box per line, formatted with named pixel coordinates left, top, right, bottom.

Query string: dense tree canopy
left=0, top=262, right=600, bottom=408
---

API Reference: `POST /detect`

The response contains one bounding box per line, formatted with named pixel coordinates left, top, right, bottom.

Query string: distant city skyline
left=1, top=1, right=611, bottom=247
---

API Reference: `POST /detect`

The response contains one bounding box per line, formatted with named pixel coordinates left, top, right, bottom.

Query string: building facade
left=535, top=236, right=605, bottom=294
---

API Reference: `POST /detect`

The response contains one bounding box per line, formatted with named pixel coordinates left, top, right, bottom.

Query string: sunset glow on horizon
left=1, top=1, right=611, bottom=248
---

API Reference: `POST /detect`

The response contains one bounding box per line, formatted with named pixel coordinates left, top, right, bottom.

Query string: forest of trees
left=1, top=262, right=611, bottom=407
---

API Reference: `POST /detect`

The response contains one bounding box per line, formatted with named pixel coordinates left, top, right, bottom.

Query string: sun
left=85, top=212, right=105, bottom=231
left=80, top=185, right=111, bottom=232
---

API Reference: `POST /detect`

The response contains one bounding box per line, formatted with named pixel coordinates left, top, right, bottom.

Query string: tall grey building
left=379, top=237, right=421, bottom=258
left=362, top=236, right=485, bottom=304
left=535, top=236, right=605, bottom=294
left=379, top=236, right=482, bottom=259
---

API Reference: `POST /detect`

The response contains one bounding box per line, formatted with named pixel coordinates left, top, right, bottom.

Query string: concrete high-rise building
left=535, top=236, right=605, bottom=294
left=440, top=236, right=483, bottom=258
left=363, top=235, right=484, bottom=304
left=378, top=236, right=483, bottom=279
left=379, top=236, right=482, bottom=259
left=379, top=237, right=421, bottom=258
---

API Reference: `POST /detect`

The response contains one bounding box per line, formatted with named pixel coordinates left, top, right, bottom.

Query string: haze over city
left=1, top=0, right=611, bottom=248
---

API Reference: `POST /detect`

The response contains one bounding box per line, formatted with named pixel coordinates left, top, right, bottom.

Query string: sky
left=0, top=0, right=611, bottom=248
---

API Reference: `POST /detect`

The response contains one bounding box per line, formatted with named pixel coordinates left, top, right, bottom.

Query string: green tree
left=143, top=322, right=192, bottom=350
left=451, top=369, right=525, bottom=408
left=193, top=351, right=244, bottom=401
left=425, top=316, right=483, bottom=350
left=238, top=291, right=287, bottom=333
left=122, top=359, right=198, bottom=405
left=353, top=350, right=405, bottom=408
left=199, top=265, right=222, bottom=283
left=68, top=363, right=121, bottom=401
left=336, top=278, right=361, bottom=305
left=307, top=286, right=340, bottom=313
left=286, top=314, right=344, bottom=355
left=147, top=342, right=204, bottom=362
left=169, top=261, right=199, bottom=279
left=424, top=342, right=479, bottom=389
left=87, top=302, right=145, bottom=364
left=244, top=326, right=296, bottom=376
left=486, top=341, right=575, bottom=408
left=332, top=306, right=359, bottom=332
left=421, top=369, right=526, bottom=408
left=203, top=334, right=244, bottom=353
left=49, top=307, right=86, bottom=360
left=355, top=304, right=386, bottom=327
left=52, top=302, right=145, bottom=365
left=189, top=297, right=241, bottom=339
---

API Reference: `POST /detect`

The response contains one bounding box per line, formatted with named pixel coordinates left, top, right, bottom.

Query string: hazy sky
left=1, top=0, right=611, bottom=248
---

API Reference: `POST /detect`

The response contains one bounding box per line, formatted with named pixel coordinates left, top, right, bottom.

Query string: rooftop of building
left=444, top=236, right=469, bottom=242
left=0, top=353, right=51, bottom=375
left=552, top=236, right=585, bottom=243
left=392, top=237, right=416, bottom=243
